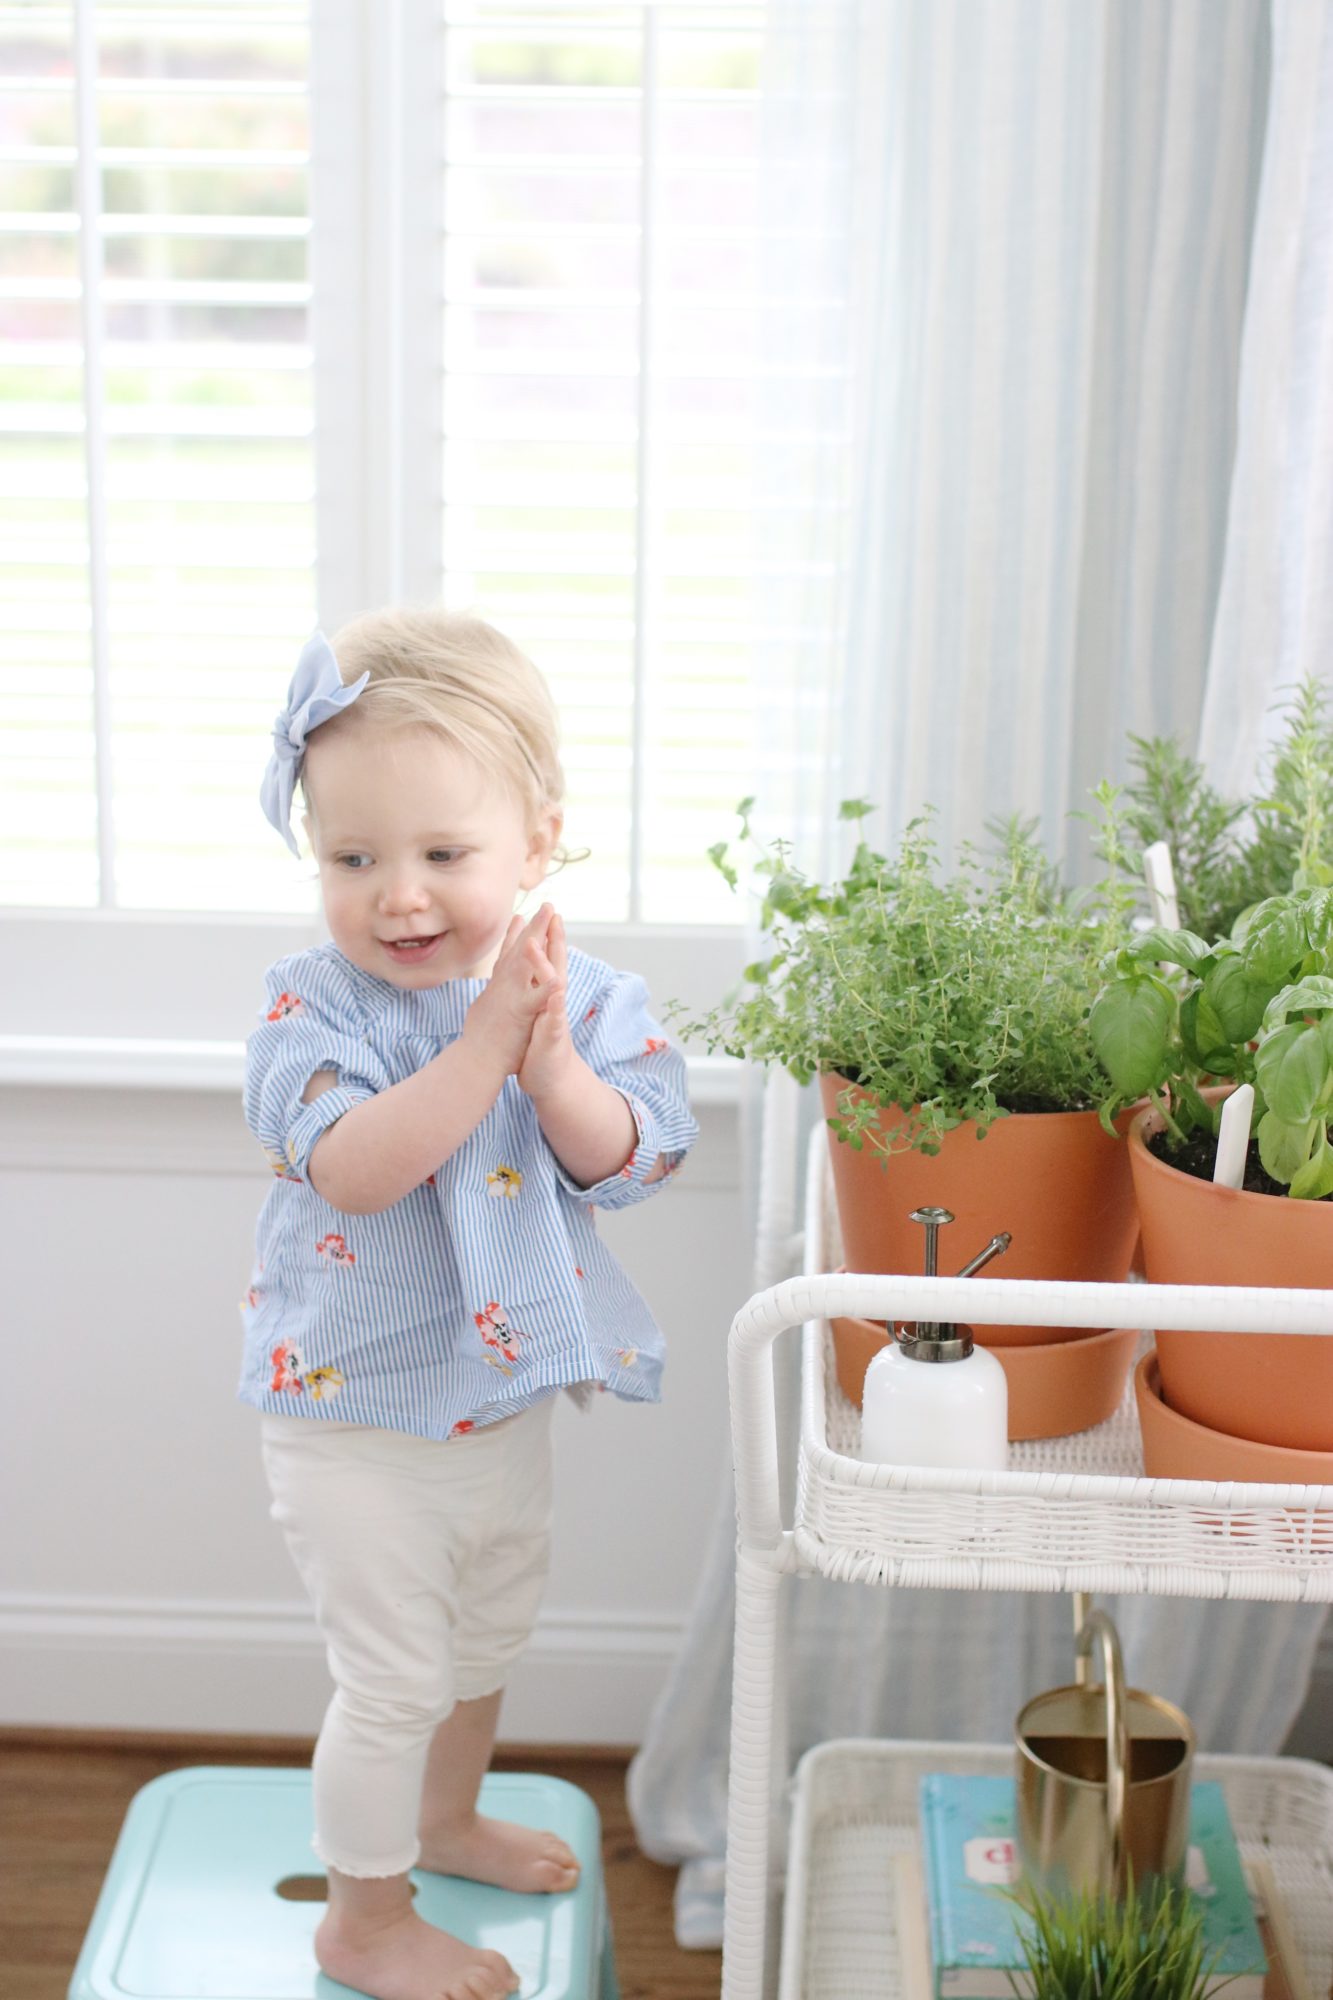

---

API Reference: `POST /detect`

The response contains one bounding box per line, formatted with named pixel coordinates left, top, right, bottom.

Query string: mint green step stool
left=69, top=1767, right=618, bottom=2000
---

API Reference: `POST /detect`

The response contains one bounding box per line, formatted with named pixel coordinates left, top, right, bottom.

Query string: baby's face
left=302, top=724, right=558, bottom=987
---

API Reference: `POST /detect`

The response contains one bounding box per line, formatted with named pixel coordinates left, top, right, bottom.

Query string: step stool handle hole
left=274, top=1876, right=418, bottom=1902
left=274, top=1876, right=328, bottom=1902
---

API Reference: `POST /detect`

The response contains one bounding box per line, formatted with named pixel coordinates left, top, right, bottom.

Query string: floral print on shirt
left=269, top=1338, right=346, bottom=1402
left=305, top=1365, right=347, bottom=1400
left=271, top=1338, right=301, bottom=1393
left=474, top=1301, right=527, bottom=1376
left=243, top=941, right=697, bottom=1435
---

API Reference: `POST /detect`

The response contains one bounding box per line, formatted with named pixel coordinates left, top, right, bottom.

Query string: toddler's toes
left=532, top=1833, right=580, bottom=1891
left=446, top=1954, right=517, bottom=2000
left=418, top=1814, right=582, bottom=1897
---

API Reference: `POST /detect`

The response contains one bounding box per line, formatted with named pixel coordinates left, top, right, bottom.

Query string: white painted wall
left=0, top=1082, right=748, bottom=1747
left=12, top=1074, right=1325, bottom=1765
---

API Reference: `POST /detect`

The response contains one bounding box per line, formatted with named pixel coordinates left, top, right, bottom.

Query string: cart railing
left=729, top=1269, right=1333, bottom=1558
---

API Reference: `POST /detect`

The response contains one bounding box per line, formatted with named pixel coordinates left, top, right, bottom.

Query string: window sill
left=0, top=1035, right=746, bottom=1105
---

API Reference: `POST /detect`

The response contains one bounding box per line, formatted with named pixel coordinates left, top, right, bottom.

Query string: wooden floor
left=1, top=1730, right=722, bottom=2000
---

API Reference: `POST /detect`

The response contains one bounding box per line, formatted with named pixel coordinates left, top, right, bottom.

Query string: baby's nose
left=378, top=869, right=432, bottom=913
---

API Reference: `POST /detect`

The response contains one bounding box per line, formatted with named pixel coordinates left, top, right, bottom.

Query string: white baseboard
left=0, top=1594, right=683, bottom=1747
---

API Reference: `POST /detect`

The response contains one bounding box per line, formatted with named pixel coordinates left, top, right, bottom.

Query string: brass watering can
left=1014, top=1598, right=1195, bottom=1901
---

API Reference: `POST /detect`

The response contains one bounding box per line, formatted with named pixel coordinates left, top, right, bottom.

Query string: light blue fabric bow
left=260, top=631, right=370, bottom=856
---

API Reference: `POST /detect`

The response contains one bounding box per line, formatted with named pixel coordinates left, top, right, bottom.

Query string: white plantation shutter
left=0, top=0, right=318, bottom=915
left=437, top=3, right=766, bottom=924
left=3, top=0, right=782, bottom=1005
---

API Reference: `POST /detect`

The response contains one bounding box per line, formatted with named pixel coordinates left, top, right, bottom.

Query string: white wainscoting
left=1, top=1081, right=747, bottom=1746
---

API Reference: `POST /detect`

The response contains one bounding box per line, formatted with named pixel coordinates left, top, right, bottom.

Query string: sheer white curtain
left=1199, top=0, right=1333, bottom=793
left=761, top=0, right=1273, bottom=868
left=628, top=0, right=1330, bottom=1951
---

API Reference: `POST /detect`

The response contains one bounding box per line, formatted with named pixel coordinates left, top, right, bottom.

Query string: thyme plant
left=675, top=796, right=1136, bottom=1160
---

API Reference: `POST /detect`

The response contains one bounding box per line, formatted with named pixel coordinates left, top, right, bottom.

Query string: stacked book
left=904, top=1774, right=1307, bottom=2000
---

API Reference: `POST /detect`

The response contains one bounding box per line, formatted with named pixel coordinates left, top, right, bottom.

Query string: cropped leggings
left=260, top=1398, right=554, bottom=1878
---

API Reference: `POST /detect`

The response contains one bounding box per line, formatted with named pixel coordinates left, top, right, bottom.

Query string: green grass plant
left=1008, top=1878, right=1244, bottom=2000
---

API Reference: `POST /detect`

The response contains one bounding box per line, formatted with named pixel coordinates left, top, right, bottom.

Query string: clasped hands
left=462, top=903, right=574, bottom=1103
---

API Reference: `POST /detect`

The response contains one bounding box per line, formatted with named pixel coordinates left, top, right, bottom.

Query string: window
left=1, top=1, right=317, bottom=916
left=4, top=0, right=770, bottom=961
left=437, top=4, right=766, bottom=924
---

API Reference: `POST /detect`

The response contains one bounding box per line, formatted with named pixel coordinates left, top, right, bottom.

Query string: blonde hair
left=306, top=606, right=574, bottom=862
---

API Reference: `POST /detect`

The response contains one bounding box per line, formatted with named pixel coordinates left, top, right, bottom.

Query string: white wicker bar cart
left=721, top=1127, right=1333, bottom=2000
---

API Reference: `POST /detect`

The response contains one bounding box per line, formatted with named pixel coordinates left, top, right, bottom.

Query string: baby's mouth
left=384, top=933, right=443, bottom=961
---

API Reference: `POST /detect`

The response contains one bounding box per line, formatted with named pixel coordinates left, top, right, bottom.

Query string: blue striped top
left=239, top=941, right=698, bottom=1440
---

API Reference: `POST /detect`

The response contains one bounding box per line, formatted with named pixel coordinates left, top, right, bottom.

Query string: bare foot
left=418, top=1814, right=581, bottom=1895
left=315, top=1903, right=518, bottom=2000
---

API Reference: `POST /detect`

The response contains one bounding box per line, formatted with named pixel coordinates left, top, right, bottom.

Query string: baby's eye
left=428, top=848, right=463, bottom=864
left=335, top=853, right=371, bottom=870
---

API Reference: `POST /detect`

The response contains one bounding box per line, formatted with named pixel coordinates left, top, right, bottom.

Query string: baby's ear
left=523, top=806, right=562, bottom=884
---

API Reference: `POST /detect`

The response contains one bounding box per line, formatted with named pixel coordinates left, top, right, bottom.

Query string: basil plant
left=1090, top=888, right=1333, bottom=1198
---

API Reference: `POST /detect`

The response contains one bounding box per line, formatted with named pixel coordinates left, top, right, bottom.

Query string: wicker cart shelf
left=721, top=1128, right=1333, bottom=1999
left=778, top=1739, right=1333, bottom=2000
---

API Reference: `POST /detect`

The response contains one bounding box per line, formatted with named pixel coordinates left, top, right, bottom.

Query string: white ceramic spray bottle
left=860, top=1206, right=1010, bottom=1471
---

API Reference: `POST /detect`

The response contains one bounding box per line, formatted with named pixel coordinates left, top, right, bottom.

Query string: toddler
left=241, top=608, right=697, bottom=2000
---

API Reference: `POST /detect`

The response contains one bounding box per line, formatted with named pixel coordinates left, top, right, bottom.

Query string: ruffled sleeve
left=553, top=967, right=698, bottom=1211
left=242, top=952, right=392, bottom=1183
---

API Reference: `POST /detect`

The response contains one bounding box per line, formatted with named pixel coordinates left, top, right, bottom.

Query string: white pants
left=260, top=1399, right=554, bottom=1878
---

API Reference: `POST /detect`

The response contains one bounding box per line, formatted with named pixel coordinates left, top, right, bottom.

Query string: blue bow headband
left=260, top=631, right=370, bottom=856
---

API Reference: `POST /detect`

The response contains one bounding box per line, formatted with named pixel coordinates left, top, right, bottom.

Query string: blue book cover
left=918, top=1774, right=1265, bottom=2000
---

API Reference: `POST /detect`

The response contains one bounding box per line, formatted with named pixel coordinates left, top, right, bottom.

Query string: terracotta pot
left=1134, top=1352, right=1333, bottom=1484
left=819, top=1076, right=1139, bottom=1346
left=830, top=1308, right=1138, bottom=1442
left=1128, top=1103, right=1333, bottom=1452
